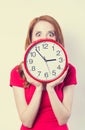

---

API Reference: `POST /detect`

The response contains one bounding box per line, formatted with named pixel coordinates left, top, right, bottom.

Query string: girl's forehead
left=35, top=20, right=53, bottom=26
left=33, top=20, right=55, bottom=31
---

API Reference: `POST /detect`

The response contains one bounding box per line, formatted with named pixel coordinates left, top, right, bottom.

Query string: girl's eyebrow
left=48, top=30, right=56, bottom=34
left=35, top=31, right=41, bottom=35
left=35, top=30, right=41, bottom=33
left=34, top=31, right=41, bottom=34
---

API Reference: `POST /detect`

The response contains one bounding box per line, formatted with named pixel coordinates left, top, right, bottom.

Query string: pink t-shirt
left=10, top=63, right=77, bottom=130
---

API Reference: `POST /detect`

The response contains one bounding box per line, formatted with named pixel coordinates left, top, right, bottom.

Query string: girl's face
left=31, top=20, right=56, bottom=42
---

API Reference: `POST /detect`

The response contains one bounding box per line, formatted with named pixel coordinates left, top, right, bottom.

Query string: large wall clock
left=24, top=39, right=68, bottom=83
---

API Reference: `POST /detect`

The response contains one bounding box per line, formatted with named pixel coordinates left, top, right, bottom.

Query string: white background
left=0, top=0, right=85, bottom=130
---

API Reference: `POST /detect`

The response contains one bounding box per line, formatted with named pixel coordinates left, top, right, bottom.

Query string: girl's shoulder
left=64, top=63, right=77, bottom=86
left=10, top=65, right=19, bottom=74
left=69, top=63, right=76, bottom=69
left=68, top=63, right=77, bottom=74
left=10, top=65, right=25, bottom=87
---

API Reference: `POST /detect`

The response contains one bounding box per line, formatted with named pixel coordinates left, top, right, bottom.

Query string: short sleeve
left=64, top=63, right=77, bottom=86
left=10, top=65, right=25, bottom=87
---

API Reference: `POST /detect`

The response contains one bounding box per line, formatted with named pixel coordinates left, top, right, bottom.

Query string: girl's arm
left=13, top=85, right=43, bottom=128
left=46, top=84, right=75, bottom=125
left=12, top=63, right=43, bottom=128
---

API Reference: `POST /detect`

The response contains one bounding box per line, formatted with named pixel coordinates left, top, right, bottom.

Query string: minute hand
left=35, top=49, right=46, bottom=61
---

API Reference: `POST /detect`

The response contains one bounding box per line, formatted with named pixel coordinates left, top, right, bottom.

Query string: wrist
left=36, top=85, right=43, bottom=91
left=46, top=85, right=54, bottom=92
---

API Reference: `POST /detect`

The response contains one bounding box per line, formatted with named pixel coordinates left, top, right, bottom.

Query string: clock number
left=35, top=46, right=40, bottom=51
left=28, top=59, right=33, bottom=64
left=59, top=57, right=63, bottom=63
left=31, top=66, right=36, bottom=71
left=37, top=71, right=41, bottom=77
left=57, top=65, right=61, bottom=70
left=56, top=50, right=61, bottom=56
left=52, top=70, right=56, bottom=76
left=30, top=52, right=36, bottom=57
left=42, top=43, right=48, bottom=49
left=44, top=72, right=49, bottom=79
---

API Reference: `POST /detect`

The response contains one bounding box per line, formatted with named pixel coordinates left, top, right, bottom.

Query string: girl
left=10, top=15, right=77, bottom=130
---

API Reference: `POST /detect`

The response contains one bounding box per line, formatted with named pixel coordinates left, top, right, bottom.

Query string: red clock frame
left=24, top=39, right=68, bottom=83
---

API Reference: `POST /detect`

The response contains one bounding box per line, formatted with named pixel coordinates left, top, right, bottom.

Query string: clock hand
left=45, top=61, right=51, bottom=74
left=35, top=49, right=51, bottom=74
left=46, top=59, right=56, bottom=62
left=35, top=49, right=46, bottom=61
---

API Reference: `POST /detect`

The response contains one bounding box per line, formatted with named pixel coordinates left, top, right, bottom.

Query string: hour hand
left=46, top=59, right=56, bottom=62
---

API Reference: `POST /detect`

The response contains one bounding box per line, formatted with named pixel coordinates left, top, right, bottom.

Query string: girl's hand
left=21, top=63, right=43, bottom=88
left=46, top=67, right=69, bottom=90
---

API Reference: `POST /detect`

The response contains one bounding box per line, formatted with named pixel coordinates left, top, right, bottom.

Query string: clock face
left=24, top=39, right=68, bottom=83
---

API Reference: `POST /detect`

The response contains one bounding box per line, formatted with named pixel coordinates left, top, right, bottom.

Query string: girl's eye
left=48, top=31, right=55, bottom=37
left=35, top=32, right=41, bottom=37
